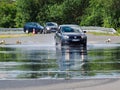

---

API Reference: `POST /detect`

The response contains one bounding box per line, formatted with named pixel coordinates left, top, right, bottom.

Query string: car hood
left=46, top=26, right=57, bottom=28
left=63, top=33, right=86, bottom=36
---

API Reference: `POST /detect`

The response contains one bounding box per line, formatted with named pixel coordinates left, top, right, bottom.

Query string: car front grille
left=51, top=28, right=57, bottom=30
left=69, top=36, right=81, bottom=39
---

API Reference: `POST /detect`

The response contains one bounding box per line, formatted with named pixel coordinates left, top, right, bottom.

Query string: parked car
left=44, top=22, right=58, bottom=33
left=23, top=22, right=44, bottom=34
left=54, top=24, right=87, bottom=46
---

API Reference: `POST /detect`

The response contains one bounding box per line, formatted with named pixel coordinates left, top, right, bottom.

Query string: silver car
left=44, top=22, right=58, bottom=34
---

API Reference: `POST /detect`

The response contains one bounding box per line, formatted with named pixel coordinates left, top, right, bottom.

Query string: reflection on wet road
left=0, top=44, right=120, bottom=79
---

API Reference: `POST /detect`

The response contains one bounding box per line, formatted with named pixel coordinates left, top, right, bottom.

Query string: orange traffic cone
left=33, top=29, right=35, bottom=34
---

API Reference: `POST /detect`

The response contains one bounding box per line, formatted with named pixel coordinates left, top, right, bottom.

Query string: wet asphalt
left=0, top=33, right=119, bottom=45
left=0, top=33, right=120, bottom=90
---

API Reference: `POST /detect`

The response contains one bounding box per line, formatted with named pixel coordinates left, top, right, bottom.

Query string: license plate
left=72, top=39, right=80, bottom=41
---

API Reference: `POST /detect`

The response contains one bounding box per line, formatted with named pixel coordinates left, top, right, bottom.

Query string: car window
left=26, top=23, right=35, bottom=26
left=29, top=23, right=34, bottom=27
left=61, top=26, right=82, bottom=33
left=46, top=23, right=57, bottom=26
left=62, top=27, right=74, bottom=32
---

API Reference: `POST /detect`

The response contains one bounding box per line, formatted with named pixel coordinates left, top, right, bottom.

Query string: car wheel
left=39, top=31, right=42, bottom=34
left=36, top=31, right=38, bottom=34
left=83, top=43, right=87, bottom=47
left=55, top=42, right=58, bottom=45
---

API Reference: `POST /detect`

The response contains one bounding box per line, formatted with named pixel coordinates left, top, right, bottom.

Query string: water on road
left=0, top=44, right=120, bottom=79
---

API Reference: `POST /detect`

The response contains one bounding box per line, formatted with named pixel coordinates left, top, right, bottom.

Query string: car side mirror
left=84, top=31, right=86, bottom=33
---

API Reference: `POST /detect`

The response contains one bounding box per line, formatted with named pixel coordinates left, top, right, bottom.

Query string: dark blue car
left=54, top=24, right=87, bottom=47
left=23, top=22, right=44, bottom=34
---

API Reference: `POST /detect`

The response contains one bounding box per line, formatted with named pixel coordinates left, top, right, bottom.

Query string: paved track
left=0, top=33, right=120, bottom=45
left=0, top=78, right=120, bottom=90
left=0, top=33, right=120, bottom=90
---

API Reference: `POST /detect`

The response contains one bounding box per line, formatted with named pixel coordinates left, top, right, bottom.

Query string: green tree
left=0, top=0, right=118, bottom=29
left=15, top=0, right=49, bottom=27
left=36, top=0, right=64, bottom=25
left=80, top=0, right=105, bottom=26
left=110, top=0, right=120, bottom=28
left=45, top=3, right=64, bottom=24
left=80, top=0, right=120, bottom=30
left=47, top=0, right=89, bottom=24
left=0, top=1, right=16, bottom=27
left=62, top=0, right=89, bottom=24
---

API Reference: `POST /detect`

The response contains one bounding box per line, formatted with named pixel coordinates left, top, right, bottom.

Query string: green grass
left=87, top=32, right=120, bottom=36
left=0, top=34, right=34, bottom=38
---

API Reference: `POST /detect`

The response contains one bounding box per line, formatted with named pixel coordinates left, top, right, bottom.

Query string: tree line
left=0, top=0, right=119, bottom=31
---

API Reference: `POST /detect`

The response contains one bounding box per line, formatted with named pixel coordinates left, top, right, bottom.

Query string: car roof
left=46, top=22, right=58, bottom=25
left=26, top=22, right=36, bottom=24
left=59, top=24, right=81, bottom=28
left=59, top=24, right=84, bottom=32
left=46, top=22, right=57, bottom=24
left=59, top=24, right=82, bottom=29
left=25, top=22, right=40, bottom=25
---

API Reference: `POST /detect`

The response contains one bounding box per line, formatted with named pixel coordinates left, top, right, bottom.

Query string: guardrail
left=0, top=28, right=23, bottom=31
left=81, top=26, right=117, bottom=34
left=0, top=27, right=117, bottom=34
left=0, top=28, right=23, bottom=34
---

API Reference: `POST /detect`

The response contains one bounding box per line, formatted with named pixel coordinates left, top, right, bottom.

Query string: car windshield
left=61, top=26, right=83, bottom=33
left=46, top=23, right=57, bottom=26
left=26, top=22, right=36, bottom=26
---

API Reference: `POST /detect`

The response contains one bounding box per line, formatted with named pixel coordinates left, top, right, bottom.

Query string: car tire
left=36, top=31, right=38, bottom=34
left=39, top=31, right=42, bottom=34
left=83, top=42, right=87, bottom=47
left=55, top=42, right=58, bottom=45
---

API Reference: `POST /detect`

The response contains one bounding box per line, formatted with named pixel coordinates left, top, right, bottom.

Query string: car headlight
left=63, top=35, right=69, bottom=39
left=81, top=35, right=87, bottom=39
left=46, top=27, right=50, bottom=30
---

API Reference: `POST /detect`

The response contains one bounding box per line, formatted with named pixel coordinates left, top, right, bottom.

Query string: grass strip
left=0, top=34, right=33, bottom=38
left=87, top=32, right=120, bottom=36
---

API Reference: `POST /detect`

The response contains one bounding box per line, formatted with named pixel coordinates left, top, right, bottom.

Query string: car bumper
left=46, top=28, right=57, bottom=33
left=62, top=38, right=87, bottom=45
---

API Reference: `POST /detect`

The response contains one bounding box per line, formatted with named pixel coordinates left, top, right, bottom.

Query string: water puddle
left=0, top=44, right=120, bottom=79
